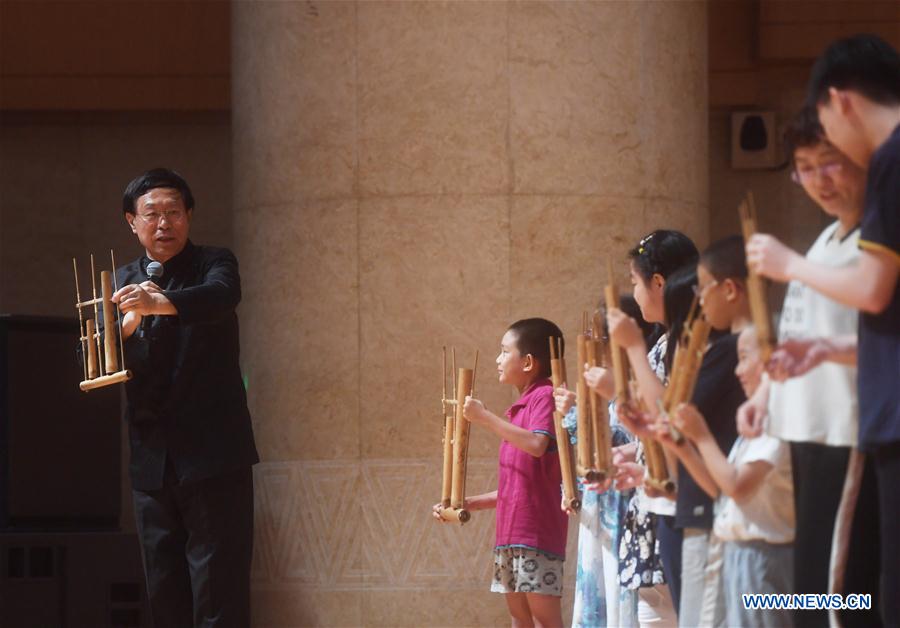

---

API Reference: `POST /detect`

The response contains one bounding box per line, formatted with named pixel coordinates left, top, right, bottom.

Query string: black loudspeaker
left=0, top=315, right=121, bottom=530
left=731, top=111, right=778, bottom=169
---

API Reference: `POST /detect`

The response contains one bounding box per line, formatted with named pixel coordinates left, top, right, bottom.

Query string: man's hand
left=113, top=283, right=174, bottom=316
left=120, top=310, right=142, bottom=340
left=606, top=308, right=644, bottom=351
left=746, top=234, right=802, bottom=284
left=767, top=338, right=829, bottom=381
left=553, top=385, right=576, bottom=415
left=463, top=396, right=488, bottom=425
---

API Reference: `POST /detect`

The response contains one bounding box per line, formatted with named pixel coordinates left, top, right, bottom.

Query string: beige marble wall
left=233, top=2, right=708, bottom=626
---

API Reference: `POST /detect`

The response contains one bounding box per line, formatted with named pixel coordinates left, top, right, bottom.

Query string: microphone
left=146, top=261, right=164, bottom=286
left=141, top=261, right=164, bottom=337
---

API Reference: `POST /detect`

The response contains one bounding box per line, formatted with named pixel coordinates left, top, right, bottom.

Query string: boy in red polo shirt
left=436, top=318, right=568, bottom=627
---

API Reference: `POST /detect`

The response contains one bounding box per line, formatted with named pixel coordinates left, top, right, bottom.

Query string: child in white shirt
left=670, top=326, right=794, bottom=627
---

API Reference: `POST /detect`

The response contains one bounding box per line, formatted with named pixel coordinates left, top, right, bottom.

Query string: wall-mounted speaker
left=731, top=111, right=778, bottom=169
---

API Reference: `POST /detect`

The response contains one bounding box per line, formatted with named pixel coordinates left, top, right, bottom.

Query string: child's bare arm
left=607, top=308, right=665, bottom=412
left=463, top=397, right=550, bottom=457
left=433, top=490, right=497, bottom=521
left=625, top=344, right=665, bottom=415
left=686, top=413, right=773, bottom=502
left=463, top=490, right=498, bottom=511
left=657, top=426, right=719, bottom=499
left=748, top=235, right=899, bottom=314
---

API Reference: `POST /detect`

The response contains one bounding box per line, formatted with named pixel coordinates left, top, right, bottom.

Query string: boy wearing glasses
left=110, top=168, right=259, bottom=627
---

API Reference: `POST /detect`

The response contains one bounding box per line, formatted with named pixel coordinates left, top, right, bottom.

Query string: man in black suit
left=110, top=168, right=259, bottom=627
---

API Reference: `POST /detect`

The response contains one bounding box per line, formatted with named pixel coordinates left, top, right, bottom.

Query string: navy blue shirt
left=857, top=123, right=900, bottom=451
left=675, top=331, right=744, bottom=529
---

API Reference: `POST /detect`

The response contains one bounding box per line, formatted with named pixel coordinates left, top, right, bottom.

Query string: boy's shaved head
left=507, top=318, right=563, bottom=379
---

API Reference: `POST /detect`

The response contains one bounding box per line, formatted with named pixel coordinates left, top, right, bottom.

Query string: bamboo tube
left=101, top=271, right=119, bottom=374
left=550, top=337, right=581, bottom=511
left=79, top=370, right=132, bottom=392
left=644, top=476, right=676, bottom=495
left=641, top=437, right=676, bottom=494
left=437, top=506, right=471, bottom=524
left=575, top=334, right=593, bottom=476
left=663, top=314, right=712, bottom=443
left=90, top=254, right=104, bottom=376
left=110, top=249, right=127, bottom=374
left=634, top=392, right=676, bottom=494
left=605, top=260, right=630, bottom=403
left=587, top=338, right=612, bottom=479
left=84, top=319, right=99, bottom=379
left=450, top=367, right=474, bottom=511
left=440, top=347, right=454, bottom=508
left=678, top=318, right=712, bottom=403
left=739, top=192, right=774, bottom=361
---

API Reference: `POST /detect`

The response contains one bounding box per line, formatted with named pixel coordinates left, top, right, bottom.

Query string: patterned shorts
left=490, top=547, right=564, bottom=597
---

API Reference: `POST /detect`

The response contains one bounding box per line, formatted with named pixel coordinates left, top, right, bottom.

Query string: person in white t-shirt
left=670, top=326, right=794, bottom=628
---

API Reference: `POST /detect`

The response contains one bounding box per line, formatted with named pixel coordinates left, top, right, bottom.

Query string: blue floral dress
left=564, top=403, right=639, bottom=627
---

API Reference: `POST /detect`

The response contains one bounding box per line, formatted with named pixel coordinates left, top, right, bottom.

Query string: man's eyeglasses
left=135, top=209, right=188, bottom=226
left=791, top=162, right=843, bottom=185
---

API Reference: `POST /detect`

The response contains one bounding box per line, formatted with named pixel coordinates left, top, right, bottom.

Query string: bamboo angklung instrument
left=575, top=313, right=613, bottom=482
left=739, top=191, right=774, bottom=361
left=607, top=259, right=674, bottom=494
left=550, top=336, right=581, bottom=511
left=437, top=348, right=478, bottom=524
left=659, top=297, right=712, bottom=444
left=73, top=250, right=132, bottom=392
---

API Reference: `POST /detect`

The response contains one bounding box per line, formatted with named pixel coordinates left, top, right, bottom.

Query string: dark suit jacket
left=116, top=241, right=259, bottom=491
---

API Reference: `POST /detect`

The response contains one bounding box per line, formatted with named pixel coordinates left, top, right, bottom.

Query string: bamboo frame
left=73, top=250, right=132, bottom=392
left=739, top=191, right=774, bottom=361
left=550, top=336, right=581, bottom=511
left=437, top=348, right=478, bottom=524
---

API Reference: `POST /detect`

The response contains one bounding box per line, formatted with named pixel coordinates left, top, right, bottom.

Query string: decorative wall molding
left=252, top=458, right=503, bottom=592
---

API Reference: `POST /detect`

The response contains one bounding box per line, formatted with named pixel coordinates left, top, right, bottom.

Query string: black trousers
left=791, top=442, right=850, bottom=628
left=132, top=463, right=254, bottom=628
left=873, top=442, right=900, bottom=628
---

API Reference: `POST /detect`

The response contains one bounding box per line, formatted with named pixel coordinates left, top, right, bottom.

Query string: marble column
left=232, top=1, right=707, bottom=625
